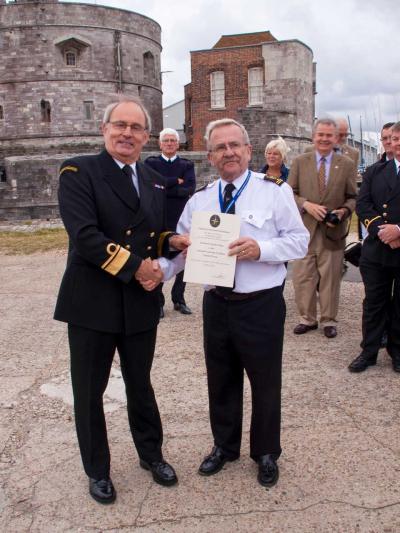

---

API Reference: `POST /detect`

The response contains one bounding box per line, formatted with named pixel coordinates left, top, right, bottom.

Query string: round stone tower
left=0, top=0, right=162, bottom=151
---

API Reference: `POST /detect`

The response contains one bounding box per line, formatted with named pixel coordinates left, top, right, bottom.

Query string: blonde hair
left=265, top=136, right=289, bottom=162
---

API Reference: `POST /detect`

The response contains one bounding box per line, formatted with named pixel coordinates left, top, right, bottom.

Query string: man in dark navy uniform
left=54, top=98, right=188, bottom=503
left=145, top=128, right=196, bottom=316
left=348, top=121, right=400, bottom=373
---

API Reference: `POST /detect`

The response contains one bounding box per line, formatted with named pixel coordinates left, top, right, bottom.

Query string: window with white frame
left=210, top=71, right=225, bottom=109
left=248, top=67, right=263, bottom=105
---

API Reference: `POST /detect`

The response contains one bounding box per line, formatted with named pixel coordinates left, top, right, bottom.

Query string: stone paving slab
left=0, top=252, right=399, bottom=532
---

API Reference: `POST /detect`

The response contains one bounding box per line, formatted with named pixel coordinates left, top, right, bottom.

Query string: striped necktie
left=318, top=157, right=326, bottom=198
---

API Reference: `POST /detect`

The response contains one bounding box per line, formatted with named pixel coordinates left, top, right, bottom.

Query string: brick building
left=184, top=31, right=316, bottom=169
left=0, top=0, right=163, bottom=220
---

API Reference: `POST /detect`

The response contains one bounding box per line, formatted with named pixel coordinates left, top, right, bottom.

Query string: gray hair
left=265, top=136, right=290, bottom=162
left=204, top=118, right=250, bottom=150
left=159, top=128, right=179, bottom=142
left=391, top=121, right=400, bottom=134
left=312, top=118, right=338, bottom=134
left=102, top=96, right=152, bottom=132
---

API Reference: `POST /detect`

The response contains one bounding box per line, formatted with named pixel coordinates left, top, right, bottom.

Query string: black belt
left=210, top=288, right=270, bottom=301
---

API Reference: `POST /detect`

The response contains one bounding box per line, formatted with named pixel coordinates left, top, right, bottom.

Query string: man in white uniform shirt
left=160, top=118, right=309, bottom=487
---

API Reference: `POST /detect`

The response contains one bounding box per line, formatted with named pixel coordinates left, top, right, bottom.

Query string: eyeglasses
left=109, top=121, right=147, bottom=134
left=210, top=141, right=247, bottom=154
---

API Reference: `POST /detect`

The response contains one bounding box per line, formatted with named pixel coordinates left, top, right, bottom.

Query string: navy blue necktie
left=223, top=183, right=236, bottom=214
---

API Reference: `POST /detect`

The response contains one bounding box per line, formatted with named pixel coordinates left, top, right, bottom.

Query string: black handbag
left=344, top=241, right=362, bottom=267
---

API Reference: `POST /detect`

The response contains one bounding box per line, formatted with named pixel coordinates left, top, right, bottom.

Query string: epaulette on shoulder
left=59, top=165, right=78, bottom=176
left=263, top=175, right=284, bottom=186
left=180, top=157, right=194, bottom=165
left=195, top=180, right=217, bottom=193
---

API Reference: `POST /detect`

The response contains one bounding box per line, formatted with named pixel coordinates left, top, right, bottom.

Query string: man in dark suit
left=348, top=121, right=400, bottom=373
left=145, top=128, right=196, bottom=316
left=54, top=97, right=188, bottom=504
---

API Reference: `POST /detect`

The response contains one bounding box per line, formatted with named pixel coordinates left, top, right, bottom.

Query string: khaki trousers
left=292, top=227, right=344, bottom=327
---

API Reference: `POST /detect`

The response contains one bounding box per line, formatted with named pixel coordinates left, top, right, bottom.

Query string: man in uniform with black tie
left=54, top=97, right=188, bottom=504
left=145, top=128, right=196, bottom=317
left=161, top=118, right=309, bottom=487
left=348, top=121, right=400, bottom=373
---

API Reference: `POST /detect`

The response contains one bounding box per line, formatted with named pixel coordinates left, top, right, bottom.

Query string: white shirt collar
left=113, top=158, right=137, bottom=175
left=220, top=169, right=250, bottom=191
left=161, top=153, right=178, bottom=162
left=395, top=158, right=400, bottom=173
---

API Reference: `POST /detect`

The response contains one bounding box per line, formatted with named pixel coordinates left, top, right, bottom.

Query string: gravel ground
left=0, top=251, right=399, bottom=533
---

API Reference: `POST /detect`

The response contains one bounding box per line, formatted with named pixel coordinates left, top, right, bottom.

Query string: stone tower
left=0, top=0, right=163, bottom=219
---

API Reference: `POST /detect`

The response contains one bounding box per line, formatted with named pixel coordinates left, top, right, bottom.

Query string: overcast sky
left=64, top=0, right=400, bottom=137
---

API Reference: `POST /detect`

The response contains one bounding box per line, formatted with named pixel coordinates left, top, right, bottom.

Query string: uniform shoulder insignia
left=59, top=165, right=78, bottom=176
left=263, top=175, right=284, bottom=186
left=195, top=180, right=217, bottom=193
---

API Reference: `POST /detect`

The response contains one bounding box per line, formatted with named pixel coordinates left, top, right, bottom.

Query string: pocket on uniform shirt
left=241, top=209, right=272, bottom=229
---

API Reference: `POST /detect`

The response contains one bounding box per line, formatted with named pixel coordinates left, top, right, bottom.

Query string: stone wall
left=0, top=1, right=163, bottom=141
left=0, top=151, right=215, bottom=221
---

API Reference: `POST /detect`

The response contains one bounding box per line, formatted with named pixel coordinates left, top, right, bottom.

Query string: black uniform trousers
left=68, top=324, right=162, bottom=479
left=158, top=270, right=187, bottom=306
left=202, top=286, right=285, bottom=461
left=360, top=258, right=400, bottom=360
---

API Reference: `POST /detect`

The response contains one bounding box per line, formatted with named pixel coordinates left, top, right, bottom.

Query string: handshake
left=134, top=258, right=164, bottom=291
left=134, top=234, right=190, bottom=291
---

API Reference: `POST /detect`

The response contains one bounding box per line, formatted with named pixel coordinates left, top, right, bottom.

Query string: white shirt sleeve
left=257, top=183, right=310, bottom=263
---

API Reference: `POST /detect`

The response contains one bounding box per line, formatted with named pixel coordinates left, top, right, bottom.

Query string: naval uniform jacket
left=288, top=150, right=357, bottom=250
left=357, top=159, right=400, bottom=267
left=54, top=150, right=173, bottom=335
left=144, top=155, right=196, bottom=230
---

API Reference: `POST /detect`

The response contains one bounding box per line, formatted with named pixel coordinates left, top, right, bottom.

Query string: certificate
left=183, top=211, right=241, bottom=287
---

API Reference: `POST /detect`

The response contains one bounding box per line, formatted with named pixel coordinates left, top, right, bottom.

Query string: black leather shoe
left=159, top=306, right=164, bottom=319
left=198, top=446, right=237, bottom=476
left=257, top=455, right=279, bottom=488
left=293, top=323, right=318, bottom=335
left=89, top=477, right=116, bottom=504
left=323, top=326, right=337, bottom=338
left=348, top=354, right=377, bottom=373
left=173, top=302, right=192, bottom=315
left=140, top=459, right=178, bottom=486
left=392, top=358, right=400, bottom=373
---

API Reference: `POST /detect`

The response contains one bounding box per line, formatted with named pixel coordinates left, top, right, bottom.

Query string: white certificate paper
left=183, top=211, right=241, bottom=287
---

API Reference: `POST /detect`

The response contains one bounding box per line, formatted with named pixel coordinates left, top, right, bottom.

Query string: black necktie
left=122, top=164, right=139, bottom=211
left=223, top=183, right=236, bottom=214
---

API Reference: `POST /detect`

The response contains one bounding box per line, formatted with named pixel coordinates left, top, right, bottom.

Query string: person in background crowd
left=335, top=118, right=359, bottom=167
left=288, top=118, right=357, bottom=339
left=348, top=121, right=400, bottom=374
left=378, top=122, right=395, bottom=162
left=259, top=137, right=290, bottom=182
left=145, top=128, right=196, bottom=317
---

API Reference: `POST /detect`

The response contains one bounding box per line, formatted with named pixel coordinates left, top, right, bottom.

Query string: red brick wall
left=185, top=46, right=264, bottom=150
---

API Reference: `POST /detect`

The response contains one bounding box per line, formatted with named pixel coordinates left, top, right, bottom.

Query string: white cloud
left=63, top=0, right=400, bottom=131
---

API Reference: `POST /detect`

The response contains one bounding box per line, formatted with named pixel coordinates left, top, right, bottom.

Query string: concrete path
left=0, top=252, right=399, bottom=532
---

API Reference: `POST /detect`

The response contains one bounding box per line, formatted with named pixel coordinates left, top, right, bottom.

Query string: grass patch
left=0, top=228, right=68, bottom=255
